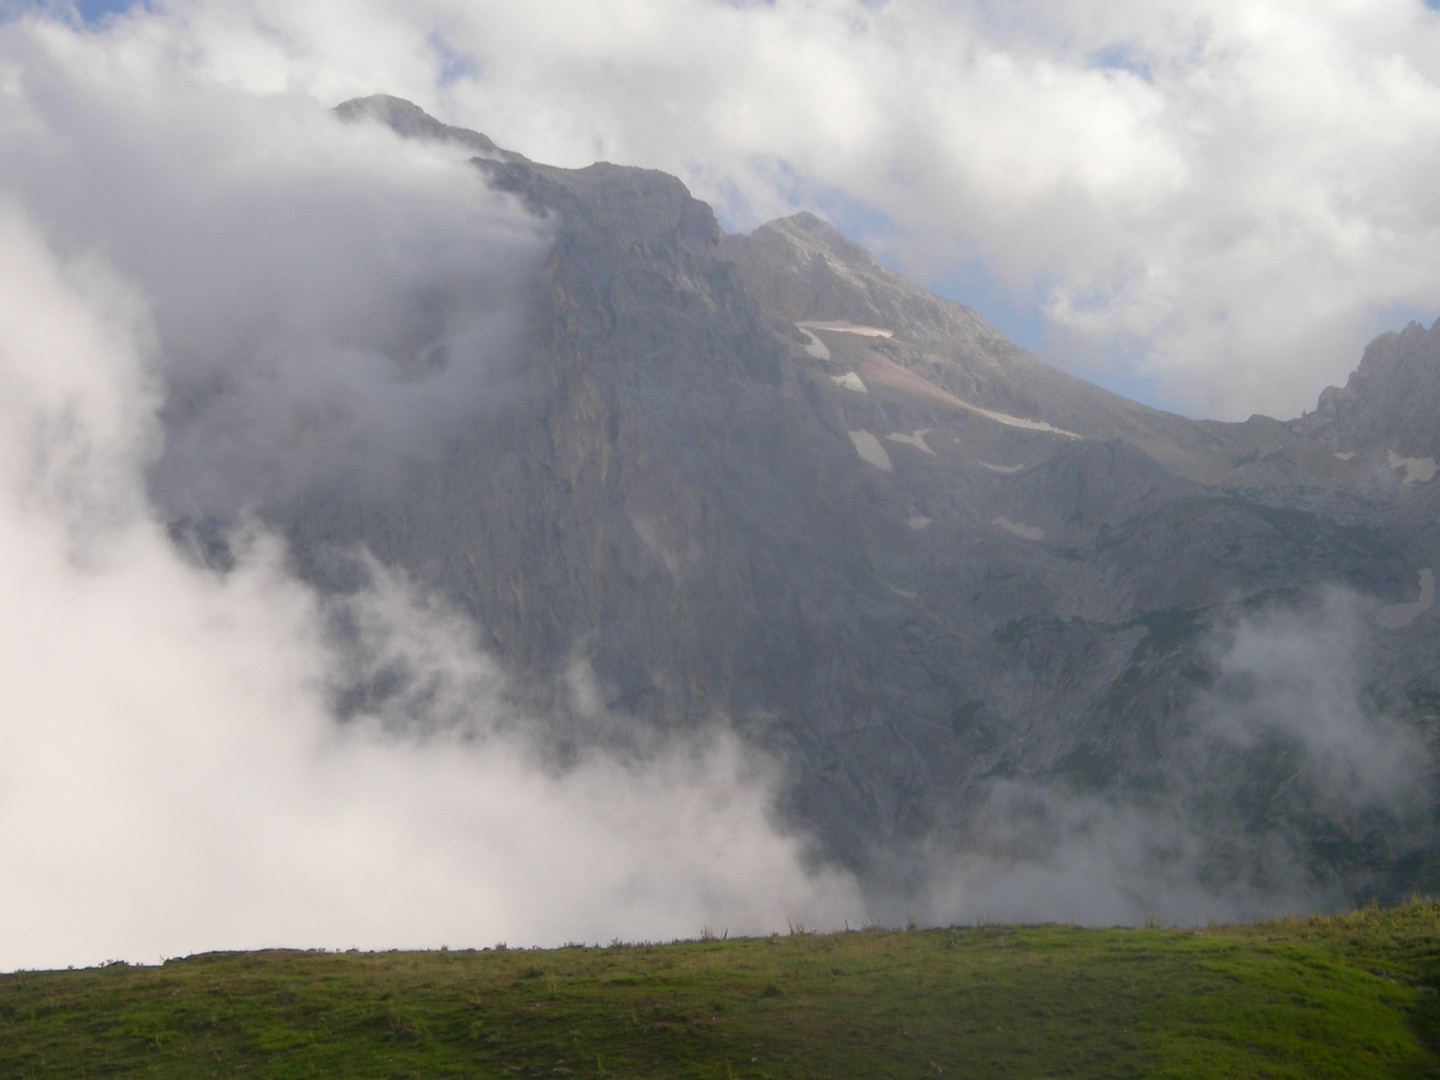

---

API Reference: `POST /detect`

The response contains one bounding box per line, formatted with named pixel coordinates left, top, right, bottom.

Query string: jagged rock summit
left=1295, top=318, right=1440, bottom=466
left=162, top=96, right=1440, bottom=910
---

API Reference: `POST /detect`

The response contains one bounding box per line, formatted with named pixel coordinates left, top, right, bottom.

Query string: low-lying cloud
left=1, top=21, right=552, bottom=519
left=909, top=590, right=1436, bottom=928
left=0, top=37, right=862, bottom=972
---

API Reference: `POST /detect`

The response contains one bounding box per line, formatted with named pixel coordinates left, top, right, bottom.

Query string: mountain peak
left=1293, top=315, right=1440, bottom=458
left=333, top=95, right=719, bottom=249
left=755, top=211, right=881, bottom=270
left=303, top=96, right=1437, bottom=904
left=333, top=94, right=513, bottom=160
left=719, top=211, right=1007, bottom=355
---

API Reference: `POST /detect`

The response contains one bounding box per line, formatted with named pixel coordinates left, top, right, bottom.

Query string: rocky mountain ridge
left=1294, top=317, right=1440, bottom=467
left=155, top=95, right=1440, bottom=915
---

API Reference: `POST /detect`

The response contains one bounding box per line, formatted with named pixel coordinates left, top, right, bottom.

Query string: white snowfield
left=1333, top=451, right=1356, bottom=461
left=797, top=323, right=1080, bottom=441
left=906, top=515, right=933, bottom=531
left=886, top=429, right=935, bottom=455
left=798, top=321, right=894, bottom=338
left=1377, top=568, right=1435, bottom=630
left=963, top=402, right=1081, bottom=439
left=868, top=352, right=1083, bottom=440
left=848, top=430, right=894, bottom=471
left=991, top=516, right=1044, bottom=541
left=797, top=326, right=830, bottom=360
left=1387, top=450, right=1437, bottom=484
left=980, top=461, right=1025, bottom=474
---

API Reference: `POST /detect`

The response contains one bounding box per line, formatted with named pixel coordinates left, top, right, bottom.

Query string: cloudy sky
left=2, top=0, right=1439, bottom=969
left=29, top=0, right=1440, bottom=420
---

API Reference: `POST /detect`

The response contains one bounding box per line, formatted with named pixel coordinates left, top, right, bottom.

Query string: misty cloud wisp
left=0, top=34, right=862, bottom=972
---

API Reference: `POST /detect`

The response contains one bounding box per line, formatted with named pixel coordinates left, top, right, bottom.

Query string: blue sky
left=77, top=0, right=144, bottom=23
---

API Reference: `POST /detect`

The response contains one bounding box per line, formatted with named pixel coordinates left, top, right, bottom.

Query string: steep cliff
left=154, top=96, right=1440, bottom=908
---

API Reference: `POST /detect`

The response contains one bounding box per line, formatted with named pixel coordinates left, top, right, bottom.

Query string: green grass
left=2, top=901, right=1437, bottom=1078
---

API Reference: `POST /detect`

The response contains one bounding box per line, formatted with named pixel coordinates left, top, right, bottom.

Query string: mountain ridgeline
left=160, top=96, right=1440, bottom=918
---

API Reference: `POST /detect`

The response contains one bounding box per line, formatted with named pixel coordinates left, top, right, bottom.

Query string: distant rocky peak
left=756, top=211, right=888, bottom=279
left=1293, top=317, right=1440, bottom=460
left=721, top=211, right=928, bottom=328
left=719, top=212, right=1024, bottom=368
left=333, top=95, right=719, bottom=251
left=333, top=94, right=516, bottom=160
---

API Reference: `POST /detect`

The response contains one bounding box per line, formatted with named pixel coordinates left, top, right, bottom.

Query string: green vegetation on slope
left=2, top=901, right=1437, bottom=1079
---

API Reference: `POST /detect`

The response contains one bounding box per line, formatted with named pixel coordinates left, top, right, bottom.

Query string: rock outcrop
left=1294, top=318, right=1440, bottom=462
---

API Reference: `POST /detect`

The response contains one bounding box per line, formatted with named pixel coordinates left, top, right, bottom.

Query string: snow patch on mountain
left=1387, top=450, right=1436, bottom=484
left=797, top=326, right=830, bottom=359
left=1377, top=569, right=1434, bottom=630
left=886, top=429, right=935, bottom=455
left=799, top=320, right=893, bottom=338
left=848, top=431, right=893, bottom=471
left=991, top=517, right=1044, bottom=541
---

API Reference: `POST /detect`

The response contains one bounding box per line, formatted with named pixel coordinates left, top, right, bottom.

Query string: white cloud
left=80, top=0, right=1437, bottom=419
left=0, top=27, right=862, bottom=972
left=0, top=24, right=554, bottom=516
left=912, top=589, right=1433, bottom=928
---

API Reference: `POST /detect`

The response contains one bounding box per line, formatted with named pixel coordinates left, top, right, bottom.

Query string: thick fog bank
left=1, top=25, right=553, bottom=519
left=0, top=23, right=861, bottom=973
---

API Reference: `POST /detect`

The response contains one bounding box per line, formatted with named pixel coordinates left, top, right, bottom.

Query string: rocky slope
left=153, top=96, right=1440, bottom=913
left=1294, top=318, right=1440, bottom=465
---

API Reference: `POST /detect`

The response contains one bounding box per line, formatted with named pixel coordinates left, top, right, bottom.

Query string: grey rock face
left=1294, top=318, right=1440, bottom=460
left=334, top=94, right=514, bottom=159
left=159, top=96, right=1440, bottom=912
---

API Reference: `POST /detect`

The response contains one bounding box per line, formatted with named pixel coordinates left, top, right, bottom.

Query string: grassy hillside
left=2, top=901, right=1437, bottom=1079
